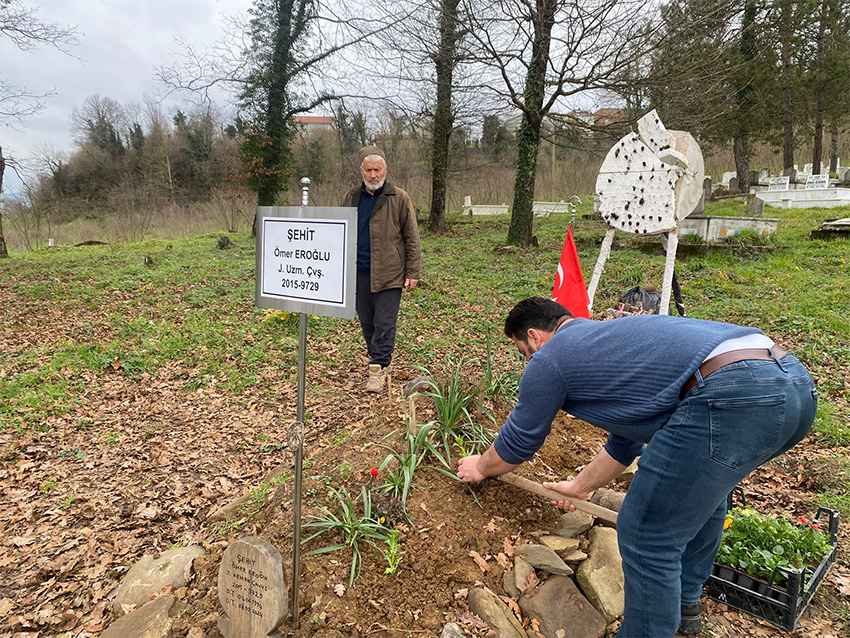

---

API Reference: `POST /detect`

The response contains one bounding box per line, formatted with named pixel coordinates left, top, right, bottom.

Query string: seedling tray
left=705, top=507, right=839, bottom=631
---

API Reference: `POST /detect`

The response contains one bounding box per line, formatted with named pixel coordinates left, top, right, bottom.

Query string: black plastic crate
left=705, top=506, right=840, bottom=631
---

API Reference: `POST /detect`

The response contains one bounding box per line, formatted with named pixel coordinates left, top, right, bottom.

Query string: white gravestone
left=219, top=537, right=289, bottom=638
left=806, top=174, right=829, bottom=190
left=768, top=176, right=790, bottom=191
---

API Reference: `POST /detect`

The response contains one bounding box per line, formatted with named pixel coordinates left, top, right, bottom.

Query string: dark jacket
left=343, top=181, right=421, bottom=292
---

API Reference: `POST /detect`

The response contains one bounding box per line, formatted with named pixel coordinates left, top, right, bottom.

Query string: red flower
left=370, top=468, right=380, bottom=478
left=812, top=523, right=821, bottom=530
left=799, top=516, right=809, bottom=525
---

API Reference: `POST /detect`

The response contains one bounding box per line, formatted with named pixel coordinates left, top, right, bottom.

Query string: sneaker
left=678, top=603, right=701, bottom=635
left=365, top=364, right=387, bottom=392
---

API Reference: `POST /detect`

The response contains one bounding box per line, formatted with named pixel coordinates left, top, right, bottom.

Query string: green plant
left=416, top=358, right=494, bottom=462
left=302, top=485, right=392, bottom=586
left=339, top=460, right=354, bottom=482
left=103, top=431, right=121, bottom=445
left=40, top=480, right=57, bottom=494
left=480, top=332, right=521, bottom=403
left=57, top=447, right=87, bottom=460
left=382, top=529, right=404, bottom=575
left=715, top=507, right=832, bottom=585
left=373, top=421, right=450, bottom=506
left=242, top=474, right=289, bottom=517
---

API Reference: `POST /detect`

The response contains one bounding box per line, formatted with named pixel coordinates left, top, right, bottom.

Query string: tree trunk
left=812, top=0, right=828, bottom=175
left=0, top=146, right=8, bottom=258
left=734, top=135, right=750, bottom=192
left=813, top=98, right=824, bottom=174
left=428, top=0, right=461, bottom=234
left=507, top=0, right=556, bottom=247
left=829, top=127, right=838, bottom=173
left=780, top=1, right=794, bottom=170
left=509, top=115, right=542, bottom=245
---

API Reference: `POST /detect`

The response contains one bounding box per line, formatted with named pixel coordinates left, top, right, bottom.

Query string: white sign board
left=255, top=206, right=356, bottom=319
left=767, top=176, right=790, bottom=191
left=805, top=174, right=829, bottom=190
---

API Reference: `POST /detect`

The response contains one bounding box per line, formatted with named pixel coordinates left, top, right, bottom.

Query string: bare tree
left=158, top=1, right=377, bottom=211
left=462, top=0, right=670, bottom=246
left=0, top=146, right=8, bottom=257
left=0, top=0, right=78, bottom=256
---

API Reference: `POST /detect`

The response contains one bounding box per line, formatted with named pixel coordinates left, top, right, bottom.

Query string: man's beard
left=365, top=177, right=385, bottom=192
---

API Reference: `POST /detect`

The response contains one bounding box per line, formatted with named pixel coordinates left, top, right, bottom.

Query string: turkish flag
left=552, top=224, right=590, bottom=318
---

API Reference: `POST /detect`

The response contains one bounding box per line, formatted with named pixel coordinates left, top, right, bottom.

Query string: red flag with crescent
left=552, top=223, right=590, bottom=318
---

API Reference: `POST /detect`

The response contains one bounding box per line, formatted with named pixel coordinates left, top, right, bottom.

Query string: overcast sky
left=1, top=0, right=253, bottom=194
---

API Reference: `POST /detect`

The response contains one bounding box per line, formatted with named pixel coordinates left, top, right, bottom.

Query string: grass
left=1, top=201, right=848, bottom=514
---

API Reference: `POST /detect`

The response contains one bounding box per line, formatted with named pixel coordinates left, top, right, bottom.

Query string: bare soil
left=1, top=301, right=848, bottom=638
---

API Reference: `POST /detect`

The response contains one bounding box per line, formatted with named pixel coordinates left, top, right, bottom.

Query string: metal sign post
left=255, top=181, right=356, bottom=624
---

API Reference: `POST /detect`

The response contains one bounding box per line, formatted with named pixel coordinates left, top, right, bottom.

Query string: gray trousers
left=356, top=272, right=402, bottom=368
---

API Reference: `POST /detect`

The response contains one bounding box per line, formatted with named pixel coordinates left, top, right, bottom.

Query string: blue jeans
left=616, top=354, right=817, bottom=638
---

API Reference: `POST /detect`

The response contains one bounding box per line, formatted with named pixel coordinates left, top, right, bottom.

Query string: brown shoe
left=365, top=364, right=387, bottom=392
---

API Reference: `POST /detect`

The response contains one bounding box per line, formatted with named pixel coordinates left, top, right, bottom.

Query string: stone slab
left=102, top=595, right=177, bottom=638
left=218, top=536, right=288, bottom=638
left=113, top=546, right=205, bottom=613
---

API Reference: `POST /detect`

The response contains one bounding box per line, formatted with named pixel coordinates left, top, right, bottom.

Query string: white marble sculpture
left=587, top=110, right=704, bottom=315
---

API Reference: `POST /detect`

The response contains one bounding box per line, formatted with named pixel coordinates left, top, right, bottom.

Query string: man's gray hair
left=360, top=154, right=387, bottom=169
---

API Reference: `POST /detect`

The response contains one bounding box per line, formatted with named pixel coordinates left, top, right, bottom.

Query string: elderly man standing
left=342, top=146, right=421, bottom=392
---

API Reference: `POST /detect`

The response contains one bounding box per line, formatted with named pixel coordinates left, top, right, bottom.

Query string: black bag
left=617, top=286, right=662, bottom=314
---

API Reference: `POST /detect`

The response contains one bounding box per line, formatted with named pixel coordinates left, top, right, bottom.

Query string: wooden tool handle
left=497, top=473, right=619, bottom=526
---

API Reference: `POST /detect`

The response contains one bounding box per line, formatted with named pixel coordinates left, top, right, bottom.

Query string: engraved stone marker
left=219, top=536, right=289, bottom=638
left=806, top=173, right=829, bottom=190
left=768, top=176, right=790, bottom=191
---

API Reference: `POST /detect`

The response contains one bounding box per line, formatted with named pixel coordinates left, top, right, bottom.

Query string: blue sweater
left=493, top=315, right=761, bottom=466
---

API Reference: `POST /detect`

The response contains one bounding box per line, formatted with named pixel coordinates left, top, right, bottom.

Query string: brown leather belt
left=680, top=345, right=789, bottom=400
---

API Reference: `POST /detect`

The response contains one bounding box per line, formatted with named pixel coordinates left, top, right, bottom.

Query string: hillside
left=0, top=203, right=848, bottom=637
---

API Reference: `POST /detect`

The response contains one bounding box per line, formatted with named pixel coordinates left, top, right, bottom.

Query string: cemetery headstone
left=805, top=174, right=829, bottom=190
left=703, top=176, right=712, bottom=202
left=749, top=170, right=759, bottom=186
left=218, top=537, right=289, bottom=638
left=804, top=163, right=813, bottom=174
left=746, top=194, right=765, bottom=217
left=759, top=168, right=770, bottom=181
left=783, top=167, right=797, bottom=183
left=767, top=176, right=790, bottom=191
left=728, top=176, right=738, bottom=191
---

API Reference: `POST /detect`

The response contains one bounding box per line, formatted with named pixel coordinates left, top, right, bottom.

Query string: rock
left=404, top=376, right=433, bottom=396
left=113, top=546, right=206, bottom=613
left=101, top=594, right=176, bottom=638
left=519, top=575, right=606, bottom=638
left=440, top=623, right=466, bottom=638
left=513, top=557, right=536, bottom=593
left=590, top=489, right=626, bottom=526
left=539, top=535, right=580, bottom=554
left=576, top=527, right=624, bottom=622
left=503, top=567, right=520, bottom=598
left=563, top=549, right=588, bottom=564
left=619, top=459, right=639, bottom=484
left=514, top=544, right=572, bottom=576
left=467, top=587, right=528, bottom=638
left=554, top=511, right=594, bottom=538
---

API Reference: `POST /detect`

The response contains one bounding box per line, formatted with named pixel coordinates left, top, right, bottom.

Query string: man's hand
left=457, top=455, right=487, bottom=483
left=542, top=479, right=589, bottom=512
left=404, top=278, right=418, bottom=291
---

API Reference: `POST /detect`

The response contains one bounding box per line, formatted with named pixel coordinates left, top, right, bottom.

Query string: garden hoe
left=494, top=473, right=619, bottom=526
